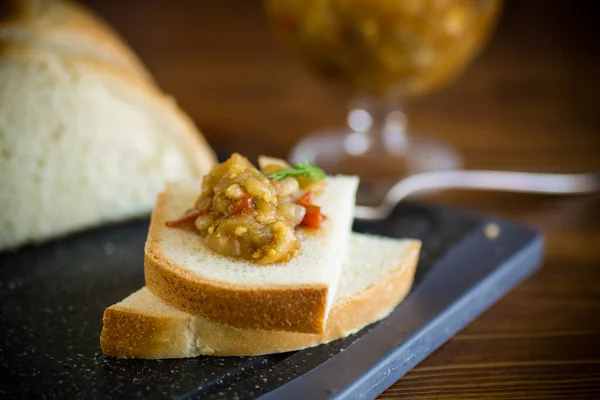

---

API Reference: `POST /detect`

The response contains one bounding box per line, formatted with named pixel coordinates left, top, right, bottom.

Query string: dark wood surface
left=85, top=1, right=600, bottom=398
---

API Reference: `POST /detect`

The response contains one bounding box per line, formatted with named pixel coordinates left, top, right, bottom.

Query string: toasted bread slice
left=101, top=233, right=421, bottom=358
left=144, top=177, right=359, bottom=334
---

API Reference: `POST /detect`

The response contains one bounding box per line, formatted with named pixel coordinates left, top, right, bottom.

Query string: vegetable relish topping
left=166, top=153, right=327, bottom=264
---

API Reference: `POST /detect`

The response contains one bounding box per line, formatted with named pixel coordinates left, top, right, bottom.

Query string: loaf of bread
left=101, top=233, right=421, bottom=358
left=0, top=0, right=154, bottom=83
left=0, top=0, right=217, bottom=251
left=145, top=177, right=359, bottom=334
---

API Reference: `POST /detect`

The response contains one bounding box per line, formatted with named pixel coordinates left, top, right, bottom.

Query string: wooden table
left=86, top=1, right=600, bottom=398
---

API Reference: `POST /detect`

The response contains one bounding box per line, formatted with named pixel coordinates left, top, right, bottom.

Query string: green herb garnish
left=267, top=161, right=326, bottom=182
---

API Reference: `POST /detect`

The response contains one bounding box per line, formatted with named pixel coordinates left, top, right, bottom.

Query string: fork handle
left=385, top=170, right=600, bottom=204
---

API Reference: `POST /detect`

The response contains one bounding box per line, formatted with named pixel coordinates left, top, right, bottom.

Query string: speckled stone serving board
left=0, top=202, right=542, bottom=400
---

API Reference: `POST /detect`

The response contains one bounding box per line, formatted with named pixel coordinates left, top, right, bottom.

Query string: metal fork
left=354, top=170, right=600, bottom=220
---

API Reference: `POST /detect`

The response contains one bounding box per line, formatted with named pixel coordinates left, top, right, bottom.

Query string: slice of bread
left=145, top=177, right=359, bottom=334
left=101, top=233, right=421, bottom=358
left=0, top=0, right=217, bottom=251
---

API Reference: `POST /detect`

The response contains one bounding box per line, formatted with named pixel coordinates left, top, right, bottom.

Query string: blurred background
left=80, top=0, right=600, bottom=255
left=82, top=0, right=599, bottom=169
left=1, top=1, right=598, bottom=397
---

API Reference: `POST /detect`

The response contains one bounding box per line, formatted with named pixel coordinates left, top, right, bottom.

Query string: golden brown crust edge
left=101, top=241, right=420, bottom=358
left=144, top=187, right=331, bottom=334
left=100, top=306, right=198, bottom=359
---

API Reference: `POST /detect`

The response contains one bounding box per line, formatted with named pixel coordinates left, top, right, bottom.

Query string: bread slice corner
left=100, top=289, right=200, bottom=359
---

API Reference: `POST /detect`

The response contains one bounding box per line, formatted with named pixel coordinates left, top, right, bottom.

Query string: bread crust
left=144, top=188, right=330, bottom=333
left=101, top=305, right=199, bottom=359
left=102, top=240, right=420, bottom=358
left=192, top=240, right=420, bottom=356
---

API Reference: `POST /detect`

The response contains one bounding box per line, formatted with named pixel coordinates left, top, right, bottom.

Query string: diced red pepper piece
left=301, top=204, right=325, bottom=228
left=229, top=195, right=255, bottom=215
left=296, top=191, right=312, bottom=207
left=165, top=208, right=202, bottom=227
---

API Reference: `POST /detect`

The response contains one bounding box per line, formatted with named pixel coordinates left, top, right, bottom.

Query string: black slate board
left=0, top=202, right=543, bottom=400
